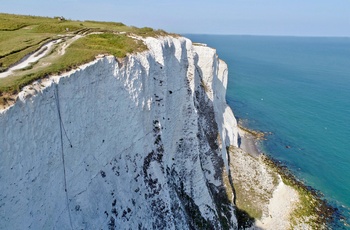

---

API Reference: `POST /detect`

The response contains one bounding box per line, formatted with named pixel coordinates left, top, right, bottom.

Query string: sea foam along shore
left=229, top=126, right=333, bottom=229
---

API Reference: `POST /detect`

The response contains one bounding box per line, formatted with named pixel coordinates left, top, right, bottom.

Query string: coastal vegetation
left=0, top=13, right=168, bottom=105
left=237, top=124, right=266, bottom=140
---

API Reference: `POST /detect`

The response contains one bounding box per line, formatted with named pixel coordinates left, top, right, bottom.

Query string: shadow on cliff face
left=139, top=39, right=225, bottom=229
left=235, top=209, right=256, bottom=229
left=193, top=49, right=259, bottom=230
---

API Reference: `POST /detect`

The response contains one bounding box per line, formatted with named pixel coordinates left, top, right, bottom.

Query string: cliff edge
left=0, top=36, right=239, bottom=229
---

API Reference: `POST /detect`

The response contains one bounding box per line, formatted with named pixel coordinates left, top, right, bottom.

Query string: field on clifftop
left=0, top=13, right=168, bottom=104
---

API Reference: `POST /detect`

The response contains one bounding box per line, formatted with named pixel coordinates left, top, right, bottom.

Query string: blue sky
left=1, top=0, right=350, bottom=37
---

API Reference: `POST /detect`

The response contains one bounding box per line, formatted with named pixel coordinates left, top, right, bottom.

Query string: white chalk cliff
left=0, top=36, right=239, bottom=229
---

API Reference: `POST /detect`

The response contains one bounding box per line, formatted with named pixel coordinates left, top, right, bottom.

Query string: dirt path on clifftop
left=0, top=39, right=62, bottom=78
left=0, top=35, right=82, bottom=79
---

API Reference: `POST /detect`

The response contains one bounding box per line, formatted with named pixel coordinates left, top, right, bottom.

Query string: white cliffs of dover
left=0, top=36, right=239, bottom=230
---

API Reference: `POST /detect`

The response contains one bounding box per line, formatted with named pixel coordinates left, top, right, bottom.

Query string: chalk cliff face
left=0, top=37, right=238, bottom=229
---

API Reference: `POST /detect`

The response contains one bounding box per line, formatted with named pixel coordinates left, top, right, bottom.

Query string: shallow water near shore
left=185, top=34, right=350, bottom=228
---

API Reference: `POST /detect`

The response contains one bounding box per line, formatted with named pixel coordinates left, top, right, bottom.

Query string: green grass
left=0, top=33, right=147, bottom=94
left=0, top=13, right=171, bottom=103
left=0, top=14, right=80, bottom=71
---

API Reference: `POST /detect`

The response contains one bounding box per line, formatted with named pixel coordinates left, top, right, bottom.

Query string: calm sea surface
left=185, top=34, right=350, bottom=227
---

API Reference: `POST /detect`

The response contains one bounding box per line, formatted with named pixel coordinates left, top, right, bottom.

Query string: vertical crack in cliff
left=54, top=84, right=73, bottom=230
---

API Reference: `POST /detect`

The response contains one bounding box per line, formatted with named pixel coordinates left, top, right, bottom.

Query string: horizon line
left=180, top=33, right=350, bottom=39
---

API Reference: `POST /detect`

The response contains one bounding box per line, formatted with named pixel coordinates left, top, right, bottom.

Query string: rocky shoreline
left=229, top=126, right=337, bottom=229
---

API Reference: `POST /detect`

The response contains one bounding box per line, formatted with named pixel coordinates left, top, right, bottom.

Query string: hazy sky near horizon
left=2, top=0, right=350, bottom=37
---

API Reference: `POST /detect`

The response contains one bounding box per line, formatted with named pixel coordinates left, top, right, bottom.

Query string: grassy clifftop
left=0, top=13, right=169, bottom=105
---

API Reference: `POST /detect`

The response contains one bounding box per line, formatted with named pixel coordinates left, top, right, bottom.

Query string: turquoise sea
left=185, top=34, right=350, bottom=228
